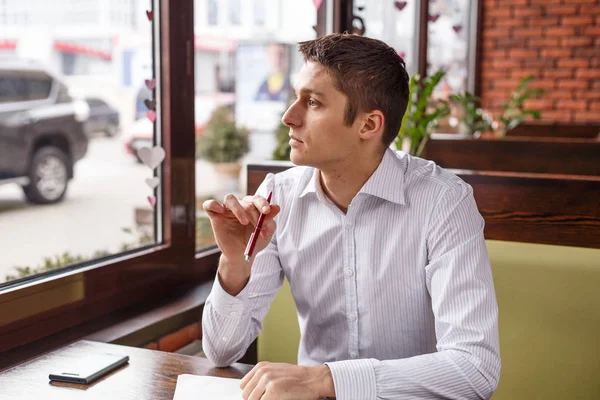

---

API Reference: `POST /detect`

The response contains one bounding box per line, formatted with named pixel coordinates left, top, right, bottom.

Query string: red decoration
left=146, top=10, right=153, bottom=21
left=395, top=1, right=407, bottom=11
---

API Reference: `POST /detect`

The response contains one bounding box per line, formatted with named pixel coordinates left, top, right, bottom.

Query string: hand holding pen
left=202, top=190, right=280, bottom=268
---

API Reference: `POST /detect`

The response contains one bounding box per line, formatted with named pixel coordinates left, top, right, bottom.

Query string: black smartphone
left=49, top=353, right=129, bottom=384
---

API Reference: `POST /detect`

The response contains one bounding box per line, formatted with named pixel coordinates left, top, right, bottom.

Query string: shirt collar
left=298, top=148, right=406, bottom=205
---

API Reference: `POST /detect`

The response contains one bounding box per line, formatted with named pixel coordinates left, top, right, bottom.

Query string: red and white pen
left=244, top=191, right=273, bottom=261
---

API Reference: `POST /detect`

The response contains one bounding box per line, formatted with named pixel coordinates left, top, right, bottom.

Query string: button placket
left=342, top=213, right=359, bottom=360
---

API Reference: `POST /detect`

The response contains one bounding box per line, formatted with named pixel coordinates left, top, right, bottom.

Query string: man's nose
left=282, top=102, right=301, bottom=128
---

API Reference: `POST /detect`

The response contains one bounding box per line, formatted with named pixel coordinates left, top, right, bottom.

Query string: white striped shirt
left=202, top=148, right=501, bottom=399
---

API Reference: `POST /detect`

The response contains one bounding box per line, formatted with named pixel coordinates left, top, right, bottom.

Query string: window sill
left=0, top=281, right=213, bottom=372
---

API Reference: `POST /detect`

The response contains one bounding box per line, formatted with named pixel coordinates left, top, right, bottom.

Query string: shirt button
left=345, top=222, right=352, bottom=229
left=222, top=336, right=228, bottom=342
left=348, top=314, right=357, bottom=321
left=230, top=312, right=237, bottom=317
left=350, top=352, right=358, bottom=359
left=344, top=268, right=354, bottom=277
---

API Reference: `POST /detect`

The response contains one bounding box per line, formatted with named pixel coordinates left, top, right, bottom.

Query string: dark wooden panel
left=418, top=0, right=429, bottom=78
left=461, top=171, right=600, bottom=248
left=247, top=164, right=600, bottom=249
left=424, top=137, right=600, bottom=176
left=508, top=123, right=600, bottom=139
left=0, top=340, right=252, bottom=399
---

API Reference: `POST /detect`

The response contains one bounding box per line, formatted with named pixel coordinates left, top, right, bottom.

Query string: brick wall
left=480, top=0, right=600, bottom=124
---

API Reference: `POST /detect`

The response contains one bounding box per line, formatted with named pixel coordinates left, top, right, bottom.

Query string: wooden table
left=0, top=340, right=253, bottom=399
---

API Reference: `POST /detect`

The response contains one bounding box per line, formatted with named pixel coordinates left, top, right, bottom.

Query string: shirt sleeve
left=202, top=174, right=285, bottom=367
left=325, top=181, right=501, bottom=400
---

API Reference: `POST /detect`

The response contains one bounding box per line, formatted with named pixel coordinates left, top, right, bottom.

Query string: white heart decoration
left=137, top=146, right=165, bottom=170
left=145, top=177, right=160, bottom=189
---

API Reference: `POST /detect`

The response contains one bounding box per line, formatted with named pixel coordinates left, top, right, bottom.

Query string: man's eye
left=308, top=99, right=319, bottom=107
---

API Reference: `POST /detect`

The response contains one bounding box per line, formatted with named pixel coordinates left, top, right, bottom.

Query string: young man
left=202, top=33, right=500, bottom=400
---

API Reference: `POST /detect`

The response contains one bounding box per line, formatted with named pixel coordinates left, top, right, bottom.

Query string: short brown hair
left=298, top=33, right=409, bottom=148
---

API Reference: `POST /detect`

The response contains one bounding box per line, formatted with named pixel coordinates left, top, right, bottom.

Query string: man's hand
left=240, top=362, right=335, bottom=400
left=203, top=193, right=281, bottom=296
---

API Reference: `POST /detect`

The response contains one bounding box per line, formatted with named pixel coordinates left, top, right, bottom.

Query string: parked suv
left=0, top=59, right=89, bottom=204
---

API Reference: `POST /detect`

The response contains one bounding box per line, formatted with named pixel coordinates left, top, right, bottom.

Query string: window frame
left=0, top=0, right=215, bottom=354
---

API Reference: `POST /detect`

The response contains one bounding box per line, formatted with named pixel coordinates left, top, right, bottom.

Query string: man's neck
left=319, top=149, right=386, bottom=214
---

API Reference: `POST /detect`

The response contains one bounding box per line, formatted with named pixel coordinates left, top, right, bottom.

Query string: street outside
left=0, top=134, right=226, bottom=283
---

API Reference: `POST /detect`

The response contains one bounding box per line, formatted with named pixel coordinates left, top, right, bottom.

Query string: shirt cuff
left=207, top=274, right=249, bottom=317
left=324, top=359, right=377, bottom=400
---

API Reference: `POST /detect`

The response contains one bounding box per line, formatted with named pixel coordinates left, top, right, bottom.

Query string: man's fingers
left=251, top=195, right=272, bottom=214
left=242, top=374, right=264, bottom=400
left=243, top=196, right=281, bottom=218
left=202, top=199, right=226, bottom=214
left=260, top=220, right=277, bottom=238
left=241, top=200, right=261, bottom=226
left=240, top=366, right=257, bottom=389
left=223, top=193, right=250, bottom=225
left=266, top=204, right=281, bottom=218
left=246, top=385, right=266, bottom=400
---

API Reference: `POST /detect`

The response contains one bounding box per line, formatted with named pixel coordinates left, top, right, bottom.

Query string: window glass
left=353, top=0, right=419, bottom=76
left=194, top=0, right=317, bottom=251
left=426, top=0, right=477, bottom=133
left=229, top=0, right=241, bottom=25
left=254, top=0, right=266, bottom=26
left=0, top=0, right=162, bottom=286
left=426, top=0, right=474, bottom=97
left=207, top=0, right=218, bottom=26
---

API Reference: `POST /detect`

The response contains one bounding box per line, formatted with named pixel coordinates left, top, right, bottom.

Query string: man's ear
left=359, top=110, right=385, bottom=141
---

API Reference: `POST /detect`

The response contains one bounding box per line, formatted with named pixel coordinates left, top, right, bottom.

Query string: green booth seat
left=257, top=240, right=600, bottom=399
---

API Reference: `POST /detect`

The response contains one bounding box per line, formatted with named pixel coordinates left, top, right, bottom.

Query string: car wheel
left=23, top=146, right=70, bottom=204
left=105, top=123, right=119, bottom=137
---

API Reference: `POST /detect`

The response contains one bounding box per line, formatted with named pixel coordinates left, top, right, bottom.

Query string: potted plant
left=496, top=75, right=544, bottom=137
left=197, top=106, right=250, bottom=180
left=395, top=70, right=450, bottom=157
left=449, top=91, right=496, bottom=138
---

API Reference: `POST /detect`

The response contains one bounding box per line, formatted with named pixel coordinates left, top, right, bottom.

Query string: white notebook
left=173, top=374, right=243, bottom=400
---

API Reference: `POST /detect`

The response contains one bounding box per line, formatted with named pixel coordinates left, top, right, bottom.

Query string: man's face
left=282, top=62, right=360, bottom=169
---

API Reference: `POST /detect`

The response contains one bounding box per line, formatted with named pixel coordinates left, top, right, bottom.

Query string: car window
left=0, top=72, right=28, bottom=103
left=25, top=73, right=52, bottom=101
left=0, top=70, right=52, bottom=103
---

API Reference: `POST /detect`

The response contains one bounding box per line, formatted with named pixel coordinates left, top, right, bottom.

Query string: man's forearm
left=326, top=349, right=499, bottom=400
left=201, top=262, right=254, bottom=367
left=218, top=254, right=252, bottom=296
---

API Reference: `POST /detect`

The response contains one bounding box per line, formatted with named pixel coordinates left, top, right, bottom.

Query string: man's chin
left=289, top=151, right=304, bottom=166
left=290, top=151, right=314, bottom=167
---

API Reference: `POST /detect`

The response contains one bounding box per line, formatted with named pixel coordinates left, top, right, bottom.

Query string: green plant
left=198, top=106, right=250, bottom=163
left=272, top=117, right=291, bottom=161
left=449, top=91, right=495, bottom=136
left=497, top=75, right=544, bottom=137
left=4, top=226, right=154, bottom=282
left=395, top=70, right=450, bottom=157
